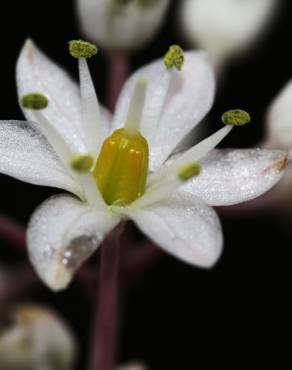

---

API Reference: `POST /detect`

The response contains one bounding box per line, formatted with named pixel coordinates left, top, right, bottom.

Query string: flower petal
left=27, top=194, right=119, bottom=291
left=181, top=149, right=288, bottom=206
left=0, top=120, right=82, bottom=196
left=17, top=39, right=86, bottom=153
left=112, top=51, right=215, bottom=170
left=127, top=192, right=222, bottom=268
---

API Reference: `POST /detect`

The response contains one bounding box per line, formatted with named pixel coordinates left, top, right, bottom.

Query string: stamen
left=68, top=40, right=98, bottom=59
left=20, top=93, right=48, bottom=110
left=222, top=109, right=251, bottom=126
left=20, top=94, right=72, bottom=167
left=164, top=45, right=185, bottom=71
left=130, top=162, right=201, bottom=210
left=70, top=156, right=107, bottom=210
left=68, top=40, right=103, bottom=159
left=70, top=154, right=94, bottom=172
left=79, top=173, right=108, bottom=211
left=124, top=78, right=148, bottom=135
left=148, top=125, right=233, bottom=187
left=78, top=58, right=104, bottom=158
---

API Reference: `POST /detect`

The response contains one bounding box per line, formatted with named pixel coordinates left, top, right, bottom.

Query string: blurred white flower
left=0, top=304, right=76, bottom=370
left=118, top=362, right=147, bottom=370
left=180, top=0, right=277, bottom=69
left=266, top=79, right=292, bottom=151
left=265, top=79, right=292, bottom=198
left=76, top=0, right=170, bottom=52
left=0, top=40, right=287, bottom=291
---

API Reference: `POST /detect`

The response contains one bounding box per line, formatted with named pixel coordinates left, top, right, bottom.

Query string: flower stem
left=0, top=265, right=39, bottom=304
left=106, top=52, right=129, bottom=111
left=89, top=224, right=124, bottom=370
left=0, top=214, right=26, bottom=252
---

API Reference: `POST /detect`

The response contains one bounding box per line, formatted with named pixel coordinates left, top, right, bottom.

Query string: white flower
left=0, top=40, right=287, bottom=291
left=0, top=304, right=76, bottom=370
left=118, top=362, right=146, bottom=370
left=180, top=0, right=277, bottom=68
left=266, top=79, right=292, bottom=151
left=265, top=79, right=292, bottom=196
left=76, top=0, right=170, bottom=51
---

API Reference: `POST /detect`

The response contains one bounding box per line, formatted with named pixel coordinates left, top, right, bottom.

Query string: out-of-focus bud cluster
left=0, top=305, right=76, bottom=370
left=118, top=362, right=147, bottom=370
left=180, top=0, right=277, bottom=68
left=76, top=0, right=170, bottom=52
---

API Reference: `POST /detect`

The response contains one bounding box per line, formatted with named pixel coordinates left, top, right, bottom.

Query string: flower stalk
left=107, top=51, right=130, bottom=111
left=89, top=223, right=125, bottom=370
left=0, top=214, right=26, bottom=252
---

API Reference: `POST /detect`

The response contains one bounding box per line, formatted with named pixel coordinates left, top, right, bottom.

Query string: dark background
left=0, top=0, right=290, bottom=368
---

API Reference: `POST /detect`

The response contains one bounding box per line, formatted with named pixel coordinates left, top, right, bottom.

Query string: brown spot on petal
left=273, top=154, right=289, bottom=172
left=262, top=152, right=289, bottom=175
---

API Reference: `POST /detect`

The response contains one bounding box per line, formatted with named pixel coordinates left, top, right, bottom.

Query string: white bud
left=0, top=305, right=76, bottom=370
left=76, top=0, right=170, bottom=52
left=180, top=0, right=278, bottom=68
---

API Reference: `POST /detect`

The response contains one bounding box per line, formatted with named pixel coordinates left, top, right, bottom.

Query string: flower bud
left=0, top=305, right=76, bottom=370
left=118, top=362, right=147, bottom=370
left=76, top=0, right=170, bottom=52
left=180, top=0, right=277, bottom=68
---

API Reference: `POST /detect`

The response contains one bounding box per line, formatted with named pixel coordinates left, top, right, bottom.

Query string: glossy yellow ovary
left=94, top=128, right=149, bottom=206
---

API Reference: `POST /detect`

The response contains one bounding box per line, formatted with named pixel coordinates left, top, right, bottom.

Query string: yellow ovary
left=94, top=128, right=149, bottom=206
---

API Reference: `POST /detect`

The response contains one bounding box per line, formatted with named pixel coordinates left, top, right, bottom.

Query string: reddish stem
left=0, top=214, right=26, bottom=252
left=122, top=241, right=164, bottom=286
left=89, top=224, right=124, bottom=370
left=0, top=265, right=39, bottom=305
left=106, top=52, right=129, bottom=111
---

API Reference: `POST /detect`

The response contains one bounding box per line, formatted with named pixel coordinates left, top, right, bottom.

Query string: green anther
left=221, top=109, right=251, bottom=126
left=68, top=40, right=98, bottom=59
left=178, top=163, right=201, bottom=182
left=70, top=155, right=94, bottom=172
left=20, top=93, right=48, bottom=110
left=164, top=45, right=185, bottom=71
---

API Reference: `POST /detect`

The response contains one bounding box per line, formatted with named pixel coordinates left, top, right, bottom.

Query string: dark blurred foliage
left=0, top=0, right=290, bottom=368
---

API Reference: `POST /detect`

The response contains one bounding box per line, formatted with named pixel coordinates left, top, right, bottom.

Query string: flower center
left=94, top=78, right=149, bottom=206
left=93, top=128, right=149, bottom=206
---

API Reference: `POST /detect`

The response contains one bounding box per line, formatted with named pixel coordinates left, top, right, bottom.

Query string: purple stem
left=106, top=51, right=129, bottom=112
left=122, top=241, right=164, bottom=286
left=89, top=224, right=124, bottom=370
left=0, top=265, right=39, bottom=306
left=0, top=214, right=26, bottom=252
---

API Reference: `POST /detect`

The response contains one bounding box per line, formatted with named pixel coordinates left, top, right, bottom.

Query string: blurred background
left=0, top=0, right=290, bottom=368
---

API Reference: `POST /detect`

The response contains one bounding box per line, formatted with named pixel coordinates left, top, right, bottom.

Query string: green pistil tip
left=164, top=45, right=184, bottom=71
left=68, top=40, right=98, bottom=59
left=221, top=109, right=251, bottom=126
left=178, top=163, right=201, bottom=182
left=20, top=93, right=48, bottom=110
left=70, top=154, right=94, bottom=172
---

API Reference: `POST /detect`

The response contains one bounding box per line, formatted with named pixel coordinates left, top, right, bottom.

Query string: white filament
left=78, top=173, right=107, bottom=211
left=141, top=69, right=174, bottom=142
left=79, top=57, right=103, bottom=159
left=31, top=110, right=73, bottom=169
left=124, top=78, right=148, bottom=135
